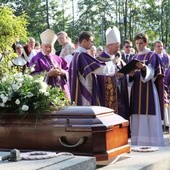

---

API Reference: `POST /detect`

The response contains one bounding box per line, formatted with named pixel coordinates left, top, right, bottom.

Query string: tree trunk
left=46, top=0, right=50, bottom=29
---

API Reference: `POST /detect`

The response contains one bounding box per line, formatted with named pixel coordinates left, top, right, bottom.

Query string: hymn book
left=118, top=59, right=144, bottom=74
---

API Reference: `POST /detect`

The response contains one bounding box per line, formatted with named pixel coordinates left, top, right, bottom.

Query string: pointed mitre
left=40, top=29, right=57, bottom=45
left=106, top=26, right=121, bottom=45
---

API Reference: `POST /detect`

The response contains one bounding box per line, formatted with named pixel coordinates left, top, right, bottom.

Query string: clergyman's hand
left=115, top=72, right=124, bottom=78
left=136, top=62, right=145, bottom=70
left=128, top=70, right=135, bottom=76
left=48, top=68, right=61, bottom=77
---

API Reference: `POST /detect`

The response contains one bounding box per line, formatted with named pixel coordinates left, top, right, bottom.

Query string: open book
left=118, top=59, right=144, bottom=74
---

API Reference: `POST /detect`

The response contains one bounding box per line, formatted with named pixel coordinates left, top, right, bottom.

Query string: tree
left=159, top=0, right=170, bottom=46
left=3, top=0, right=49, bottom=40
left=75, top=0, right=115, bottom=46
left=1, top=0, right=170, bottom=51
left=0, top=6, right=27, bottom=76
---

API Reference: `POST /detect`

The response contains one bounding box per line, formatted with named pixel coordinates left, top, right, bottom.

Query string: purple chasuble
left=130, top=51, right=164, bottom=119
left=160, top=53, right=169, bottom=71
left=29, top=52, right=69, bottom=97
left=68, top=52, right=105, bottom=105
left=160, top=54, right=169, bottom=105
left=164, top=66, right=170, bottom=104
left=96, top=51, right=130, bottom=120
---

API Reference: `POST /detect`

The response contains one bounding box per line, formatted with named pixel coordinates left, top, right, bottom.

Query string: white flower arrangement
left=0, top=72, right=69, bottom=118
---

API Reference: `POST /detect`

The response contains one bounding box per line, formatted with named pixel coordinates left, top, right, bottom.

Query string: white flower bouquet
left=0, top=72, right=69, bottom=118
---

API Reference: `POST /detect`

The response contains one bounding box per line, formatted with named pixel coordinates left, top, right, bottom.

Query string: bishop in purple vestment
left=96, top=51, right=129, bottom=120
left=29, top=29, right=70, bottom=98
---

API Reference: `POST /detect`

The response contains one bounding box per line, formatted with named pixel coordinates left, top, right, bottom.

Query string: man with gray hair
left=57, top=31, right=75, bottom=59
left=23, top=37, right=36, bottom=61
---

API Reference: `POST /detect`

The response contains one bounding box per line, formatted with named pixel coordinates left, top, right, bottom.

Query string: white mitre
left=106, top=26, right=121, bottom=45
left=40, top=29, right=57, bottom=45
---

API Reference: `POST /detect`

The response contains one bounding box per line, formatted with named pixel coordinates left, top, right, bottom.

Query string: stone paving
left=97, top=132, right=170, bottom=170
left=0, top=132, right=169, bottom=170
left=0, top=151, right=96, bottom=170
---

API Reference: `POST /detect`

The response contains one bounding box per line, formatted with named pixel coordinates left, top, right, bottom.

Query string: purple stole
left=69, top=52, right=105, bottom=105
left=130, top=51, right=164, bottom=119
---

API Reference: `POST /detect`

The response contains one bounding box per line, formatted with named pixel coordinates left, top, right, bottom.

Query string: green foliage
left=3, top=0, right=48, bottom=40
left=0, top=6, right=27, bottom=54
left=0, top=5, right=28, bottom=77
left=1, top=0, right=170, bottom=51
left=76, top=0, right=113, bottom=46
left=75, top=0, right=170, bottom=47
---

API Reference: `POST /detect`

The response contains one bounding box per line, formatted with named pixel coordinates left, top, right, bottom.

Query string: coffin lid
left=51, top=106, right=128, bottom=128
left=53, top=106, right=114, bottom=118
left=0, top=106, right=128, bottom=128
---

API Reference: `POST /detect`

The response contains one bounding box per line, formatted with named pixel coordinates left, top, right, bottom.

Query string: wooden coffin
left=0, top=106, right=130, bottom=161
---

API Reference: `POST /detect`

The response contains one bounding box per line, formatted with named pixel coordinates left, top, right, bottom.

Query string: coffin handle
left=58, top=136, right=86, bottom=148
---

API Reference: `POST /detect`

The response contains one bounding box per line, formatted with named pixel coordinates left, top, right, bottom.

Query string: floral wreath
left=131, top=146, right=159, bottom=152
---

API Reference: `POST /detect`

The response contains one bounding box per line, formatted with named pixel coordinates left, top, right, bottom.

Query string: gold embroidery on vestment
left=105, top=76, right=118, bottom=113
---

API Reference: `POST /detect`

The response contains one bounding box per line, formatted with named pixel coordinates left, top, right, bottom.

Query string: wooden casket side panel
left=0, top=106, right=130, bottom=161
left=0, top=125, right=94, bottom=155
left=91, top=124, right=129, bottom=153
left=106, top=124, right=129, bottom=150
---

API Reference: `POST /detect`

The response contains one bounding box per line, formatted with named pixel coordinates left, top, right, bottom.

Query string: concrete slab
left=0, top=133, right=169, bottom=170
left=97, top=132, right=170, bottom=170
left=0, top=152, right=96, bottom=170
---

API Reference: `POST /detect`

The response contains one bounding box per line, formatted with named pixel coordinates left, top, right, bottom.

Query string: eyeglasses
left=125, top=46, right=132, bottom=48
